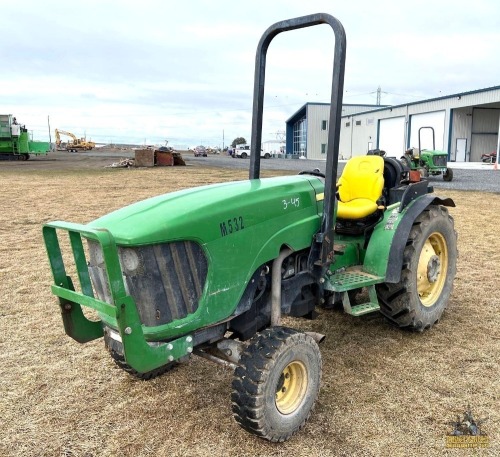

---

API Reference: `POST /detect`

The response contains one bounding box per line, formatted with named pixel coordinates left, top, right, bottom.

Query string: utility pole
left=376, top=86, right=381, bottom=105
left=47, top=115, right=52, bottom=150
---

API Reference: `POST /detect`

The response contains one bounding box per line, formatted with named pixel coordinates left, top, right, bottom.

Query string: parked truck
left=234, top=144, right=271, bottom=159
left=0, top=115, right=50, bottom=160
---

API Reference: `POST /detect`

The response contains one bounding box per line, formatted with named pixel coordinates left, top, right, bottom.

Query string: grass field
left=0, top=162, right=498, bottom=456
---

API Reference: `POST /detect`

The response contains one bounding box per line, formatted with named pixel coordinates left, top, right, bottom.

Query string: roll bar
left=418, top=126, right=436, bottom=151
left=249, top=13, right=346, bottom=267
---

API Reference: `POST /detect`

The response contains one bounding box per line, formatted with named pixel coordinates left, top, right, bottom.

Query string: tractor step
left=349, top=301, right=380, bottom=316
left=339, top=285, right=381, bottom=316
left=324, top=269, right=383, bottom=317
left=324, top=268, right=384, bottom=292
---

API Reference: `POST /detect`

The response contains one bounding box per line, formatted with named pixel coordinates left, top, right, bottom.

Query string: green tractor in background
left=43, top=14, right=457, bottom=442
left=0, top=114, right=50, bottom=160
left=401, top=126, right=454, bottom=181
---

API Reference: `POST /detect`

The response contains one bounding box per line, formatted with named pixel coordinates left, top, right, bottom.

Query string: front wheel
left=443, top=168, right=453, bottom=181
left=376, top=205, right=457, bottom=331
left=232, top=327, right=322, bottom=442
left=240, top=152, right=248, bottom=159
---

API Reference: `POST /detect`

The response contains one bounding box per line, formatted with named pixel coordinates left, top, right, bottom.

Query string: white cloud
left=2, top=0, right=500, bottom=147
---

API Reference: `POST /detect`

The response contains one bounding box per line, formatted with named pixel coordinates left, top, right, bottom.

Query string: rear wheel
left=232, top=327, right=321, bottom=442
left=376, top=205, right=457, bottom=331
left=241, top=152, right=248, bottom=159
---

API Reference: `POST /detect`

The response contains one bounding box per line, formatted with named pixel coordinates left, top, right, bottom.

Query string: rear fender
left=364, top=195, right=455, bottom=282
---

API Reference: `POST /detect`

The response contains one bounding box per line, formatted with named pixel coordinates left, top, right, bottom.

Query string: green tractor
left=401, top=126, right=454, bottom=181
left=0, top=114, right=50, bottom=160
left=43, top=14, right=457, bottom=442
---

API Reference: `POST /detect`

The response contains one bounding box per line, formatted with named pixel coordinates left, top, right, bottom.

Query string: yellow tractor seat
left=337, top=155, right=385, bottom=220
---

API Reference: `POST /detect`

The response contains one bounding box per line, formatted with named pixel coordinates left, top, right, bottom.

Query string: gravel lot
left=6, top=149, right=499, bottom=193
left=184, top=154, right=500, bottom=193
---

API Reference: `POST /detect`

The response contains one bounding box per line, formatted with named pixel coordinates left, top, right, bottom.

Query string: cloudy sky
left=2, top=0, right=500, bottom=148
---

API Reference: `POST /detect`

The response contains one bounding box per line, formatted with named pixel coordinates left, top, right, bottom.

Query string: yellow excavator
left=55, top=129, right=95, bottom=152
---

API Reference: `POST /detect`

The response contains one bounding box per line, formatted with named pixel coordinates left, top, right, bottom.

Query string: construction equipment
left=43, top=14, right=457, bottom=442
left=0, top=115, right=50, bottom=160
left=402, top=126, right=453, bottom=181
left=55, top=129, right=95, bottom=152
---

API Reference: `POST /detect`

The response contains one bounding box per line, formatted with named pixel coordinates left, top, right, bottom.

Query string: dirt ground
left=0, top=153, right=498, bottom=456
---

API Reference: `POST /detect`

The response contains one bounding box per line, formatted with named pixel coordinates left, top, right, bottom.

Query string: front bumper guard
left=43, top=221, right=193, bottom=373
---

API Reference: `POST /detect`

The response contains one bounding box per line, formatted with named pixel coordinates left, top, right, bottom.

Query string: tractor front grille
left=87, top=240, right=208, bottom=326
left=432, top=155, right=447, bottom=167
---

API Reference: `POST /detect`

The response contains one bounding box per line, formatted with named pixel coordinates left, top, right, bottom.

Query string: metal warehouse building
left=285, top=86, right=500, bottom=161
left=285, top=103, right=384, bottom=158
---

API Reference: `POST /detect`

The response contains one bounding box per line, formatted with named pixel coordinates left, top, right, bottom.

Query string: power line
left=384, top=91, right=423, bottom=99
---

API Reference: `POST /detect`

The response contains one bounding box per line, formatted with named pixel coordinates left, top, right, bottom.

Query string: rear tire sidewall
left=407, top=208, right=456, bottom=324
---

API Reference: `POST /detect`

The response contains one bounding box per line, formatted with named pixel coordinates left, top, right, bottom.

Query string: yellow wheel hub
left=417, top=232, right=448, bottom=307
left=275, top=361, right=308, bottom=415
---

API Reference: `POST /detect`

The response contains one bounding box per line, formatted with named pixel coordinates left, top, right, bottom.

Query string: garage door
left=409, top=111, right=445, bottom=151
left=378, top=117, right=405, bottom=157
left=471, top=108, right=499, bottom=162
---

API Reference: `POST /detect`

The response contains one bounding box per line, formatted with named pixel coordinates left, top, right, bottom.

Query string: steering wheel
left=298, top=168, right=325, bottom=178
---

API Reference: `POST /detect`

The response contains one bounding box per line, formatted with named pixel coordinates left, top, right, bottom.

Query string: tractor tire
left=376, top=205, right=457, bottom=331
left=231, top=327, right=321, bottom=442
left=443, top=168, right=453, bottom=181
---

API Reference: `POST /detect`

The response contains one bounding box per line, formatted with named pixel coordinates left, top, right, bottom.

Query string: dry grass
left=0, top=161, right=498, bottom=456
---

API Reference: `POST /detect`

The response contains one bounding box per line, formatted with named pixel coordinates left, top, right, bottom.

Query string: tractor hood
left=88, top=175, right=322, bottom=246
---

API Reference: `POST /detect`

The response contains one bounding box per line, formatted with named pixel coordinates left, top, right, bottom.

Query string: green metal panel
left=328, top=234, right=365, bottom=271
left=363, top=201, right=414, bottom=277
left=17, top=131, right=30, bottom=153
left=0, top=131, right=30, bottom=154
left=88, top=176, right=319, bottom=246
left=28, top=140, right=50, bottom=154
